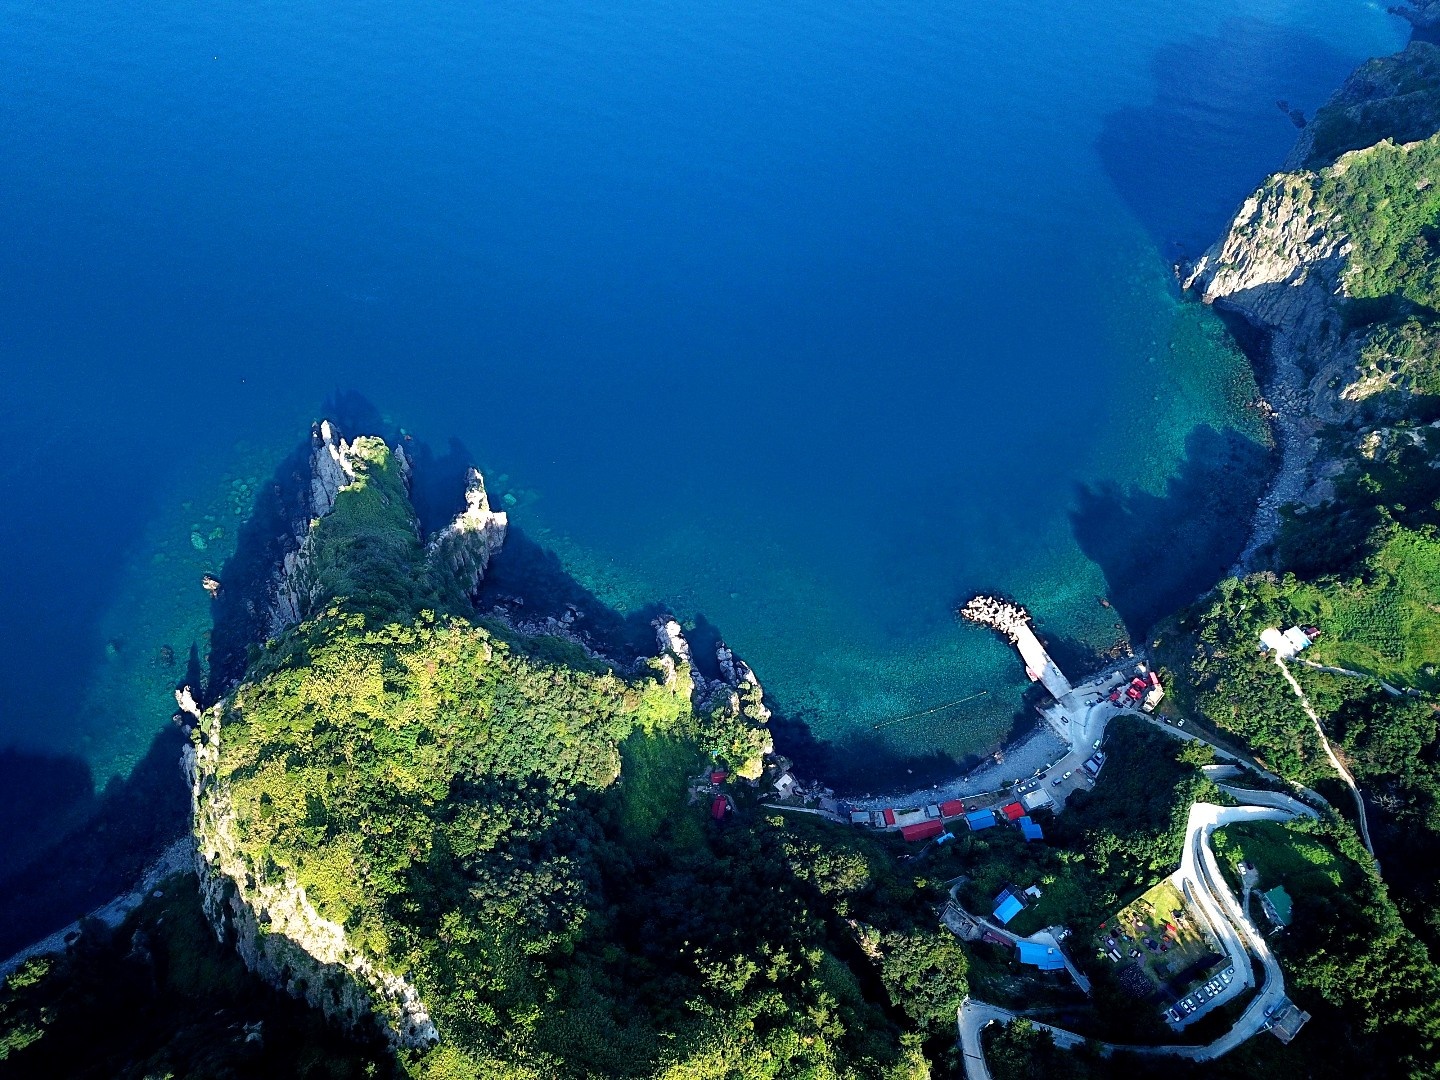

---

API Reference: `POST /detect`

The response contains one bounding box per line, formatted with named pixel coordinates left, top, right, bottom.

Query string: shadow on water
left=1070, top=425, right=1271, bottom=638
left=0, top=728, right=189, bottom=959
left=473, top=526, right=670, bottom=660
left=1097, top=19, right=1364, bottom=257
left=0, top=398, right=1021, bottom=955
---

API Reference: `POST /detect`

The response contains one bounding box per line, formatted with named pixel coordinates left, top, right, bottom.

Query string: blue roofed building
left=993, top=890, right=1024, bottom=925
left=1016, top=941, right=1066, bottom=970
left=1018, top=816, right=1044, bottom=842
left=965, top=808, right=997, bottom=830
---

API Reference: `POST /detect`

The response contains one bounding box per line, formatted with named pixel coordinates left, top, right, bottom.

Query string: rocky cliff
left=193, top=422, right=513, bottom=1049
left=186, top=710, right=438, bottom=1050
left=1185, top=56, right=1440, bottom=567
left=267, top=420, right=363, bottom=636
left=1184, top=168, right=1353, bottom=563
left=1286, top=41, right=1440, bottom=169
left=424, top=465, right=508, bottom=599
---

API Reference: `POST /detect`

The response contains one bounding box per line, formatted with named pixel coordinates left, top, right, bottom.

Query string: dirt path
left=1274, top=657, right=1378, bottom=869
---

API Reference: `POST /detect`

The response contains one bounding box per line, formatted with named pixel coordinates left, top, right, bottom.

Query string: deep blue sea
left=0, top=0, right=1407, bottom=859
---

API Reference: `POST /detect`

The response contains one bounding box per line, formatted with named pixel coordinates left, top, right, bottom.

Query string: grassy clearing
left=1291, top=529, right=1440, bottom=692
left=615, top=732, right=706, bottom=848
left=1089, top=879, right=1221, bottom=1001
left=1212, top=820, right=1357, bottom=901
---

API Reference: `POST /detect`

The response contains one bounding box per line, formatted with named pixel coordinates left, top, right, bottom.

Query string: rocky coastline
left=1182, top=40, right=1440, bottom=571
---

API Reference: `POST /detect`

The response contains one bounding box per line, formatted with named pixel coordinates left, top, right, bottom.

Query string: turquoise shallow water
left=0, top=0, right=1408, bottom=818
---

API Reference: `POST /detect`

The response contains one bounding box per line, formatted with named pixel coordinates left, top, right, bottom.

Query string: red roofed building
left=883, top=808, right=896, bottom=826
left=939, top=799, right=966, bottom=818
left=710, top=795, right=728, bottom=821
left=900, top=820, right=944, bottom=842
left=710, top=770, right=728, bottom=785
left=1000, top=802, right=1024, bottom=822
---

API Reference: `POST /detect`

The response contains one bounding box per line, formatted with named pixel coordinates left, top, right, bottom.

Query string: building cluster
left=1109, top=668, right=1164, bottom=712
left=845, top=794, right=1047, bottom=843
left=1259, top=625, right=1321, bottom=659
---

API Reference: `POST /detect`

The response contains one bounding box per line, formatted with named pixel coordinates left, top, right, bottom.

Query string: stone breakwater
left=957, top=595, right=1033, bottom=644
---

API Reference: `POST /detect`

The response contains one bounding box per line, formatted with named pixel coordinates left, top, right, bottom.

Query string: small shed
left=939, top=798, right=966, bottom=818
left=883, top=808, right=896, bottom=826
left=1021, top=789, right=1053, bottom=812
left=1016, top=941, right=1066, bottom=970
left=710, top=770, right=728, bottom=785
left=1018, top=816, right=1045, bottom=842
left=900, top=820, right=944, bottom=843
left=850, top=810, right=870, bottom=826
left=1262, top=885, right=1293, bottom=927
left=992, top=888, right=1025, bottom=925
left=1000, top=802, right=1025, bottom=822
left=965, top=808, right=997, bottom=831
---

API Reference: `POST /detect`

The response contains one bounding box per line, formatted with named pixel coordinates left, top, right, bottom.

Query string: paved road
left=1297, top=658, right=1404, bottom=697
left=1213, top=784, right=1319, bottom=819
left=1144, top=716, right=1331, bottom=812
left=956, top=802, right=1301, bottom=1079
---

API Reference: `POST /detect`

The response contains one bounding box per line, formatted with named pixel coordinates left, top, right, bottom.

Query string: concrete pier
left=958, top=596, right=1072, bottom=700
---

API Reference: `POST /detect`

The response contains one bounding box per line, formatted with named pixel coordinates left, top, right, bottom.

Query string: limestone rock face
left=187, top=715, right=438, bottom=1050
left=1182, top=149, right=1391, bottom=567
left=652, top=619, right=774, bottom=776
left=424, top=466, right=508, bottom=599
left=267, top=420, right=362, bottom=636
left=1183, top=174, right=1348, bottom=339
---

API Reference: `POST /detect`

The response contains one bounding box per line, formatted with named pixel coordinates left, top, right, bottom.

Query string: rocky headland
left=1184, top=40, right=1440, bottom=568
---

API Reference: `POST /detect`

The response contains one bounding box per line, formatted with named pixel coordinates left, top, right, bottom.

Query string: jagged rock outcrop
left=1183, top=174, right=1348, bottom=337
left=186, top=713, right=438, bottom=1050
left=424, top=466, right=508, bottom=599
left=267, top=423, right=506, bottom=632
left=652, top=618, right=774, bottom=776
left=267, top=420, right=363, bottom=636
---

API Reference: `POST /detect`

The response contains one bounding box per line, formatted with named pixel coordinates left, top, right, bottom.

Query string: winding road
left=957, top=800, right=1309, bottom=1079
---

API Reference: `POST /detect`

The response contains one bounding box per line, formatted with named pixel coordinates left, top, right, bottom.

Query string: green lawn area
left=615, top=732, right=707, bottom=848
left=1291, top=529, right=1440, bottom=692
left=1089, top=879, right=1221, bottom=1000
left=1211, top=820, right=1358, bottom=901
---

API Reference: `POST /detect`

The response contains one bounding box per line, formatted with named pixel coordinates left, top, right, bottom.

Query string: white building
left=1260, top=626, right=1312, bottom=659
left=1021, top=788, right=1054, bottom=812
